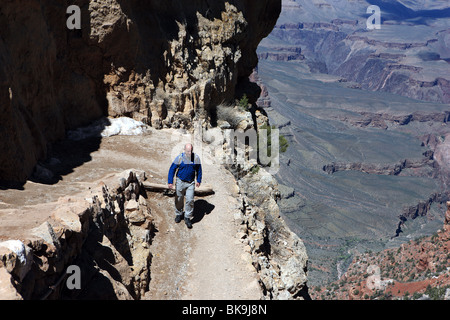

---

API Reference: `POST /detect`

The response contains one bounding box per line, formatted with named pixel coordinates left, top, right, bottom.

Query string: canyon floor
left=0, top=128, right=261, bottom=299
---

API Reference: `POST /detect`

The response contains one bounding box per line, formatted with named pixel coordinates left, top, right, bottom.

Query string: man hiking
left=168, top=143, right=202, bottom=229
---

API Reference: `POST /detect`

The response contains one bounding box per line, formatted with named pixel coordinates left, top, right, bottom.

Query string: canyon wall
left=237, top=169, right=309, bottom=299
left=0, top=0, right=281, bottom=184
left=258, top=1, right=450, bottom=105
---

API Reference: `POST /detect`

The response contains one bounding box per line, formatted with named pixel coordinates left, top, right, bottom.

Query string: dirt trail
left=0, top=128, right=261, bottom=299
left=143, top=130, right=261, bottom=300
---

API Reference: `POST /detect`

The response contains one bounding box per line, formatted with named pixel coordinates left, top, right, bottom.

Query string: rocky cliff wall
left=0, top=170, right=153, bottom=300
left=236, top=168, right=309, bottom=299
left=0, top=0, right=281, bottom=184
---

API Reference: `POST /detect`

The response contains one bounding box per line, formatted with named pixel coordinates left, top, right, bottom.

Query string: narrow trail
left=178, top=151, right=261, bottom=300
left=144, top=131, right=261, bottom=300
left=0, top=127, right=262, bottom=299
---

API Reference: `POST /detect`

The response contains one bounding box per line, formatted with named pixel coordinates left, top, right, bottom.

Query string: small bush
left=258, top=124, right=289, bottom=157
left=239, top=94, right=249, bottom=111
left=425, top=284, right=450, bottom=300
left=250, top=165, right=260, bottom=174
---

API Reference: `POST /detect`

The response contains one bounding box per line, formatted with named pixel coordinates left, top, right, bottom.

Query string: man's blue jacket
left=168, top=152, right=202, bottom=184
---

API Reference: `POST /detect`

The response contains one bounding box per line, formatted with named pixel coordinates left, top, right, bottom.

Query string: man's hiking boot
left=184, top=218, right=192, bottom=229
left=175, top=215, right=183, bottom=223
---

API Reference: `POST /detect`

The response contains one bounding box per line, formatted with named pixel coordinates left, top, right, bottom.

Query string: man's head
left=184, top=143, right=193, bottom=156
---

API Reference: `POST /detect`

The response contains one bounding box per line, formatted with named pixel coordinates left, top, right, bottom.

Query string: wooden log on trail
left=142, top=182, right=214, bottom=196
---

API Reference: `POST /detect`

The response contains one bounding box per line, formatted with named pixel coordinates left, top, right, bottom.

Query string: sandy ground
left=0, top=128, right=261, bottom=300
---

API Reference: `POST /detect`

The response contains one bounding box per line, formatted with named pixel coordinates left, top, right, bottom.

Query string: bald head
left=184, top=144, right=193, bottom=157
left=184, top=143, right=193, bottom=152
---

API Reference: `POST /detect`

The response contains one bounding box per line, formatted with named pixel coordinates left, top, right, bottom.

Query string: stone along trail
left=0, top=127, right=261, bottom=299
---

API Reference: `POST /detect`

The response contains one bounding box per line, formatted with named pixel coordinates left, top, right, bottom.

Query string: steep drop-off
left=254, top=0, right=450, bottom=287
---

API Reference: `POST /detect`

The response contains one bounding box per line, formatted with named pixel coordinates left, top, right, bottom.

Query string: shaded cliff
left=0, top=0, right=281, bottom=184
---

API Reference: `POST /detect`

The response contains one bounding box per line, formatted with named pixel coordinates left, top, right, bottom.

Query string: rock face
left=0, top=0, right=281, bottom=184
left=236, top=168, right=309, bottom=300
left=445, top=202, right=450, bottom=230
left=0, top=170, right=154, bottom=300
left=322, top=151, right=436, bottom=177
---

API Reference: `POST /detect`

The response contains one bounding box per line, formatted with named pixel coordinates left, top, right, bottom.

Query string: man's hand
left=168, top=183, right=174, bottom=189
left=195, top=182, right=201, bottom=188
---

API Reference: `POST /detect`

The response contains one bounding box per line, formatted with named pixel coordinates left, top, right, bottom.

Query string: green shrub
left=258, top=124, right=289, bottom=157
left=425, top=284, right=450, bottom=300
left=239, top=94, right=249, bottom=111
left=250, top=165, right=260, bottom=174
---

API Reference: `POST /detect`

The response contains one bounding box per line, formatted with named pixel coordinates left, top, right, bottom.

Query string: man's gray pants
left=175, top=177, right=195, bottom=219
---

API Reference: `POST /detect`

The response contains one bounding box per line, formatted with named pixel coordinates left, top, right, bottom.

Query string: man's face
left=184, top=145, right=192, bottom=157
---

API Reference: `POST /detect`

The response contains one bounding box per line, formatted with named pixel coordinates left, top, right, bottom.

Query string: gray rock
left=277, top=184, right=295, bottom=199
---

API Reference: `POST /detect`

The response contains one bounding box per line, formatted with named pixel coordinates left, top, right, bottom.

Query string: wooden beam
left=142, top=182, right=214, bottom=196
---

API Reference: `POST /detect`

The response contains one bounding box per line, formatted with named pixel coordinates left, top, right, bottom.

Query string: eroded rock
left=237, top=168, right=310, bottom=300
left=0, top=169, right=154, bottom=300
left=0, top=0, right=281, bottom=184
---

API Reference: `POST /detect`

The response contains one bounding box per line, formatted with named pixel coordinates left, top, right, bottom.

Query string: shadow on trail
left=192, top=199, right=215, bottom=225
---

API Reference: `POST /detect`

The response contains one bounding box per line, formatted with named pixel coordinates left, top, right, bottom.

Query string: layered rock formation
left=258, top=0, right=450, bottom=104
left=0, top=0, right=281, bottom=184
left=322, top=150, right=436, bottom=177
left=253, top=0, right=450, bottom=288
left=0, top=170, right=153, bottom=299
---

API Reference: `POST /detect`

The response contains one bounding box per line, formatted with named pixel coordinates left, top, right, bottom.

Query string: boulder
left=0, top=268, right=22, bottom=300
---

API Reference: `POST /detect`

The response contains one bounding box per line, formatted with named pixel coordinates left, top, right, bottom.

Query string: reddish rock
left=312, top=201, right=450, bottom=300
